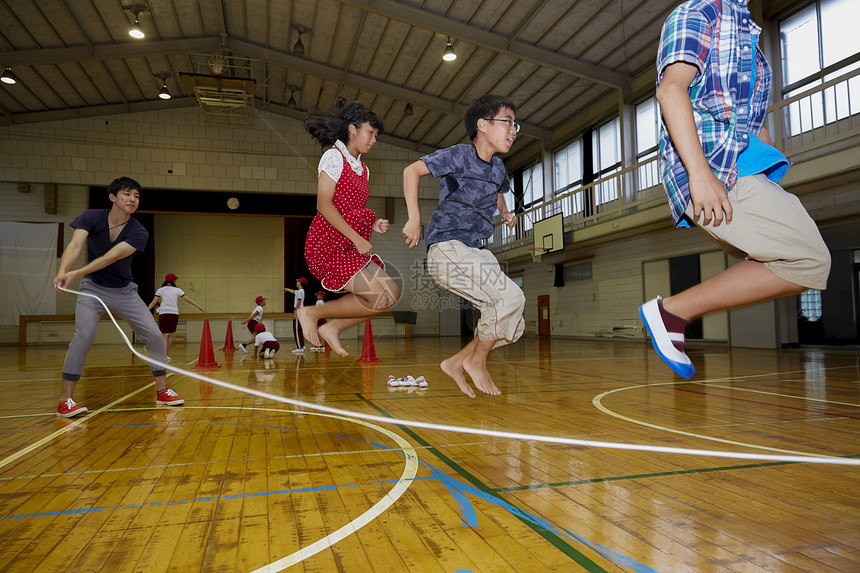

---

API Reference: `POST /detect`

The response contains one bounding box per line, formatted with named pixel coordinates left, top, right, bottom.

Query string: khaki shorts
left=685, top=174, right=830, bottom=290
left=427, top=240, right=525, bottom=348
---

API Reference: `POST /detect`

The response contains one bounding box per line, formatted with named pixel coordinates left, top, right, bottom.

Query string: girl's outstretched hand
left=373, top=219, right=390, bottom=234
left=402, top=219, right=421, bottom=249
left=353, top=236, right=373, bottom=256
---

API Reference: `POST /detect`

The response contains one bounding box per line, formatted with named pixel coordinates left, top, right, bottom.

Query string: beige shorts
left=427, top=240, right=525, bottom=348
left=685, top=174, right=830, bottom=290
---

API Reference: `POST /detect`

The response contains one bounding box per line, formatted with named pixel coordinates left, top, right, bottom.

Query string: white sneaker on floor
left=291, top=347, right=305, bottom=354
left=387, top=375, right=399, bottom=387
left=165, top=356, right=172, bottom=363
left=414, top=376, right=428, bottom=387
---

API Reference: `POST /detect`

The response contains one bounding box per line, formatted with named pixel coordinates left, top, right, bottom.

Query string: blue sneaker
left=639, top=297, right=695, bottom=379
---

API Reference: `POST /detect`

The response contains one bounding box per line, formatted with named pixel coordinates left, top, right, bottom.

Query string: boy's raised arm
left=402, top=160, right=430, bottom=248
left=496, top=193, right=517, bottom=228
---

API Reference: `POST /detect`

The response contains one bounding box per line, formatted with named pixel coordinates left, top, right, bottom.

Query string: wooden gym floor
left=0, top=336, right=858, bottom=572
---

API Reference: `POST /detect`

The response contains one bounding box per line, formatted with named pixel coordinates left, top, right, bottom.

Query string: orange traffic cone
left=357, top=319, right=381, bottom=363
left=193, top=319, right=221, bottom=369
left=221, top=320, right=237, bottom=351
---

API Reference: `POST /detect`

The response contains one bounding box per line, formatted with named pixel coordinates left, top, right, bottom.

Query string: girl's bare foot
left=463, top=355, right=500, bottom=395
left=318, top=323, right=348, bottom=357
left=441, top=356, right=475, bottom=398
left=295, top=307, right=321, bottom=346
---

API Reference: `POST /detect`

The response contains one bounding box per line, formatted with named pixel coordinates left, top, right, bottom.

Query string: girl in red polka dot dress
left=297, top=98, right=401, bottom=356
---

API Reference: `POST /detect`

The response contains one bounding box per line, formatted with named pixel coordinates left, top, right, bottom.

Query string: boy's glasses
left=485, top=118, right=520, bottom=133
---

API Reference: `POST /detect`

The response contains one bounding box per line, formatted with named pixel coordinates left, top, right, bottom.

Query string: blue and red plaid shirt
left=656, top=0, right=772, bottom=226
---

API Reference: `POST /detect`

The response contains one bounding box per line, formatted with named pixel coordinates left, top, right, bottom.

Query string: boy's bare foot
left=463, top=355, right=501, bottom=396
left=441, top=356, right=475, bottom=398
left=295, top=307, right=321, bottom=347
left=318, top=323, right=348, bottom=357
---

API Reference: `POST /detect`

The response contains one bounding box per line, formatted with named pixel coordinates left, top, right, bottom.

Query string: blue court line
left=6, top=418, right=660, bottom=572
left=1, top=476, right=433, bottom=520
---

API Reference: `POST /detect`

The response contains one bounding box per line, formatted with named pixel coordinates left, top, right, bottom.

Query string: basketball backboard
left=532, top=213, right=564, bottom=255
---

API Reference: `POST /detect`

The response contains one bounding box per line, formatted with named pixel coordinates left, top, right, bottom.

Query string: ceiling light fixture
left=404, top=103, right=413, bottom=117
left=287, top=87, right=300, bottom=110
left=1, top=68, right=16, bottom=85
left=442, top=37, right=457, bottom=62
left=158, top=82, right=171, bottom=99
left=129, top=11, right=145, bottom=39
left=293, top=29, right=305, bottom=56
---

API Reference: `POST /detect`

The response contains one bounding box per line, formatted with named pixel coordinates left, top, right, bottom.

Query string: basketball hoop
left=528, top=247, right=548, bottom=263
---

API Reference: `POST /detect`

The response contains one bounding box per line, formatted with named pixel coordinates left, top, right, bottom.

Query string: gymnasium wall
left=3, top=105, right=849, bottom=348
left=0, top=106, right=444, bottom=345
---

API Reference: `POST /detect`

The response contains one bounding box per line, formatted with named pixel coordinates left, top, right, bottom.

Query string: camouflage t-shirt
left=423, top=144, right=510, bottom=249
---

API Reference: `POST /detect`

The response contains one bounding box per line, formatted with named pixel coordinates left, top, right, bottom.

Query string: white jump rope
left=59, top=286, right=860, bottom=466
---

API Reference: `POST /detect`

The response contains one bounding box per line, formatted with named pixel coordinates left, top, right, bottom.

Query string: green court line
left=497, top=453, right=860, bottom=492
left=358, top=394, right=610, bottom=573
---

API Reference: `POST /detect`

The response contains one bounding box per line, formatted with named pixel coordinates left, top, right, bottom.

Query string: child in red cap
left=239, top=295, right=266, bottom=353
left=253, top=322, right=280, bottom=359
left=148, top=273, right=204, bottom=360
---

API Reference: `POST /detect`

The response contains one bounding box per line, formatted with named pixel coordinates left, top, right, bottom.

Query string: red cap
left=253, top=323, right=266, bottom=332
left=316, top=290, right=326, bottom=297
left=255, top=295, right=266, bottom=304
left=299, top=277, right=308, bottom=285
left=165, top=273, right=178, bottom=282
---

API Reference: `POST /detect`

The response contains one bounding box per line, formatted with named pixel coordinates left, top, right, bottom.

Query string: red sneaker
left=57, top=398, right=87, bottom=418
left=156, top=388, right=185, bottom=406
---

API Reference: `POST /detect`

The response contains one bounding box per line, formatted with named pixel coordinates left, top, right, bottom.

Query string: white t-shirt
left=316, top=300, right=324, bottom=306
left=154, top=285, right=185, bottom=315
left=317, top=140, right=369, bottom=183
left=251, top=305, right=264, bottom=322
left=254, top=331, right=277, bottom=347
left=293, top=288, right=305, bottom=309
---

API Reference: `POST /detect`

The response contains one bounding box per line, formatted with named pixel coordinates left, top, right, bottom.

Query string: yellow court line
left=0, top=381, right=156, bottom=472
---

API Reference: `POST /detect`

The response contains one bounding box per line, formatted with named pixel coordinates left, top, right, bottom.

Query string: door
left=537, top=295, right=550, bottom=337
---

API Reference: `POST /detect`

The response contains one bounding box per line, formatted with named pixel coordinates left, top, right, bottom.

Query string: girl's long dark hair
left=304, top=97, right=384, bottom=148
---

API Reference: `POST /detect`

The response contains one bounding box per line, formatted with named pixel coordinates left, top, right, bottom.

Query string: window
left=780, top=0, right=860, bottom=135
left=522, top=161, right=543, bottom=208
left=634, top=97, right=661, bottom=190
left=563, top=261, right=592, bottom=282
left=800, top=289, right=823, bottom=321
left=592, top=117, right=621, bottom=205
left=554, top=138, right=583, bottom=194
left=635, top=97, right=659, bottom=158
left=553, top=138, right=584, bottom=216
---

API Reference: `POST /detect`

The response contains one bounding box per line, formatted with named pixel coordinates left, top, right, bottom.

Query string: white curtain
left=0, top=222, right=58, bottom=325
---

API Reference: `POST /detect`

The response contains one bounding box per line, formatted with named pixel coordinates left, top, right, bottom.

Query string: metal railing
left=487, top=156, right=664, bottom=250
left=771, top=64, right=860, bottom=155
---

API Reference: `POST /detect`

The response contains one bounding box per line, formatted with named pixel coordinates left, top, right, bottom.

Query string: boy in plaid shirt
left=640, top=0, right=830, bottom=379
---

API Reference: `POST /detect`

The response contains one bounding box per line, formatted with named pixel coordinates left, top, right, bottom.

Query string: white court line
left=592, top=379, right=853, bottom=459
left=56, top=286, right=860, bottom=466
left=692, top=381, right=860, bottom=408
left=250, top=409, right=419, bottom=572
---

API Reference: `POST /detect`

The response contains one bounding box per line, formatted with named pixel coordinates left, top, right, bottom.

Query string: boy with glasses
left=402, top=95, right=524, bottom=398
left=642, top=0, right=831, bottom=379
